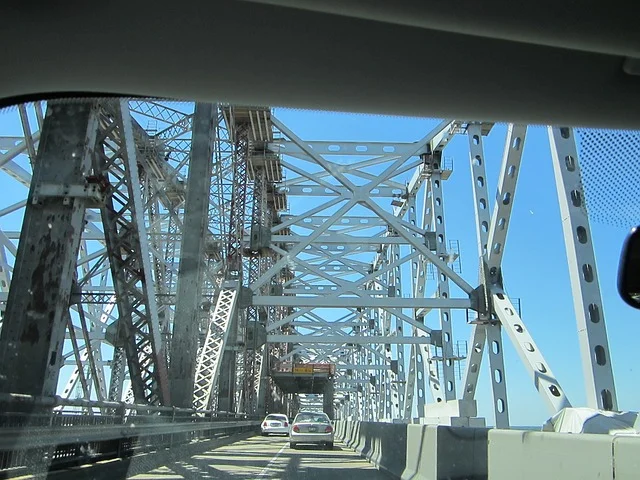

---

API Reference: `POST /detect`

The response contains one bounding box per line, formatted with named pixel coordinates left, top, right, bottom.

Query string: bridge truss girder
left=0, top=101, right=618, bottom=427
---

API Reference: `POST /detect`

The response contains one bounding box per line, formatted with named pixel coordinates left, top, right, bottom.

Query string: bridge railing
left=0, top=393, right=260, bottom=477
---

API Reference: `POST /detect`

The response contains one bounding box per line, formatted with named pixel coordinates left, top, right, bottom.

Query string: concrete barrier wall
left=613, top=435, right=640, bottom=479
left=337, top=420, right=640, bottom=479
left=402, top=424, right=488, bottom=480
left=336, top=421, right=488, bottom=479
left=488, top=429, right=640, bottom=480
left=336, top=420, right=408, bottom=477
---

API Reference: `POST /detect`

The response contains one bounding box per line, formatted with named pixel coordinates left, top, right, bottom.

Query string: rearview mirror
left=618, top=226, right=640, bottom=309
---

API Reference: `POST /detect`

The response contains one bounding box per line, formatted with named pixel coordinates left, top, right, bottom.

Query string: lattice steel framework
left=193, top=281, right=240, bottom=411
left=0, top=101, right=619, bottom=427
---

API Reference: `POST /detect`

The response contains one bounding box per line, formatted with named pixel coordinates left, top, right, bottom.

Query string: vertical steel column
left=430, top=172, right=457, bottom=400
left=404, top=196, right=420, bottom=419
left=549, top=126, right=617, bottom=410
left=243, top=165, right=268, bottom=413
left=390, top=243, right=406, bottom=418
left=467, top=123, right=510, bottom=428
left=95, top=101, right=169, bottom=405
left=415, top=180, right=443, bottom=405
left=0, top=102, right=98, bottom=397
left=218, top=115, right=249, bottom=411
left=169, top=103, right=216, bottom=408
left=461, top=325, right=487, bottom=401
left=226, top=120, right=249, bottom=277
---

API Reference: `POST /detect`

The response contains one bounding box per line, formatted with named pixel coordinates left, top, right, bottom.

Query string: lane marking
left=257, top=442, right=288, bottom=478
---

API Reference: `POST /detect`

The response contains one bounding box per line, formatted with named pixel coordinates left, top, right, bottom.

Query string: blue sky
left=1, top=104, right=638, bottom=426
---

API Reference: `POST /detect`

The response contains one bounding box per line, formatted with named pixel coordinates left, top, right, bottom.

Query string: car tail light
left=325, top=425, right=333, bottom=433
left=293, top=425, right=300, bottom=433
left=263, top=422, right=267, bottom=427
left=284, top=422, right=289, bottom=427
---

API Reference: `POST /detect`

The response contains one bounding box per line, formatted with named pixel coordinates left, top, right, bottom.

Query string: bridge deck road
left=129, top=435, right=391, bottom=479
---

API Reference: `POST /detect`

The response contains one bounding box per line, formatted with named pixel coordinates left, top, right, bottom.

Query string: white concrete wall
left=488, top=429, right=640, bottom=480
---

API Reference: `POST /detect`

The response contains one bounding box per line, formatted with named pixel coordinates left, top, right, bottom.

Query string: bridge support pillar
left=323, top=381, right=335, bottom=420
left=0, top=102, right=98, bottom=399
left=169, top=102, right=216, bottom=408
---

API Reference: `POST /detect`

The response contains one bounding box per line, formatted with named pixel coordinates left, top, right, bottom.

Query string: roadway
left=129, top=435, right=391, bottom=479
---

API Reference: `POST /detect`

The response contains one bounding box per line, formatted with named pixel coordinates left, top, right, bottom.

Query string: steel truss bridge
left=0, top=100, right=620, bottom=475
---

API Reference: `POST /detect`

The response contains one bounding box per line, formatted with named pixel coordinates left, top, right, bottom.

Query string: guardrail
left=0, top=394, right=260, bottom=477
left=336, top=420, right=640, bottom=480
left=335, top=420, right=489, bottom=479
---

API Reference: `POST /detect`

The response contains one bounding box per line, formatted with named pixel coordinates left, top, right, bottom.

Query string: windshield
left=295, top=413, right=330, bottom=424
left=266, top=414, right=288, bottom=421
left=0, top=99, right=637, bottom=479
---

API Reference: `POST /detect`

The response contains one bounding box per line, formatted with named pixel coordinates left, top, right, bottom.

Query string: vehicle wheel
left=326, top=442, right=334, bottom=450
left=290, top=442, right=297, bottom=449
left=261, top=432, right=267, bottom=436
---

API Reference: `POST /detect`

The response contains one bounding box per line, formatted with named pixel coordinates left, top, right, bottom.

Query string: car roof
left=1, top=1, right=639, bottom=128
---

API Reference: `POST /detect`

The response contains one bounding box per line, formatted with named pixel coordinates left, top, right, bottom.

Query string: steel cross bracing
left=247, top=115, right=616, bottom=426
left=252, top=117, right=481, bottom=421
left=548, top=127, right=617, bottom=410
left=91, top=100, right=170, bottom=405
left=0, top=101, right=619, bottom=427
left=192, top=281, right=240, bottom=411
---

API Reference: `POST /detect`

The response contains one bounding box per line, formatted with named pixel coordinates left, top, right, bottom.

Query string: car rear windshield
left=266, top=415, right=287, bottom=421
left=295, top=413, right=329, bottom=423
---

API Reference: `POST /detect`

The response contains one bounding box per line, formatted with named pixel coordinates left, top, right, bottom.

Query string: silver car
left=261, top=414, right=290, bottom=436
left=289, top=412, right=334, bottom=449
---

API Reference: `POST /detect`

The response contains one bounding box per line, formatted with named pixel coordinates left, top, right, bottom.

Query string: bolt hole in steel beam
left=549, top=385, right=562, bottom=397
left=594, top=345, right=607, bottom=365
left=576, top=225, right=588, bottom=243
left=582, top=263, right=594, bottom=282
left=565, top=155, right=576, bottom=171
left=512, top=137, right=522, bottom=151
left=571, top=189, right=583, bottom=207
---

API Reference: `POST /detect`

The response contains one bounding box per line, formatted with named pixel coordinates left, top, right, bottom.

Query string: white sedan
left=289, top=412, right=334, bottom=450
left=260, top=414, right=290, bottom=436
